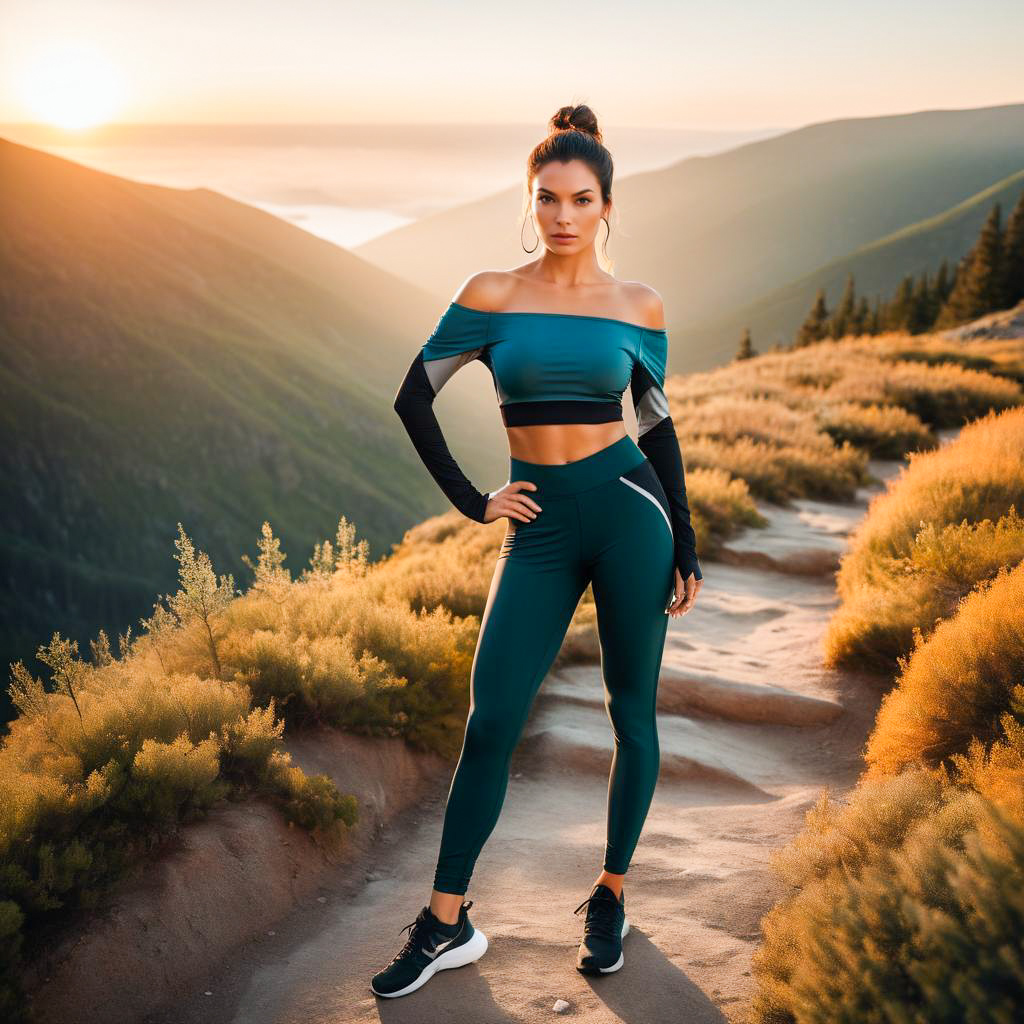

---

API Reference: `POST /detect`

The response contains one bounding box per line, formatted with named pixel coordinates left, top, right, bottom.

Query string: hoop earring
left=521, top=216, right=539, bottom=254
left=601, top=216, right=610, bottom=260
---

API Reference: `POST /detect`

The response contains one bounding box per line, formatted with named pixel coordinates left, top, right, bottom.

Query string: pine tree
left=908, top=271, right=933, bottom=333
left=975, top=202, right=1008, bottom=310
left=1002, top=188, right=1024, bottom=306
left=829, top=273, right=856, bottom=339
left=946, top=259, right=960, bottom=302
left=735, top=327, right=755, bottom=360
left=936, top=203, right=1006, bottom=327
left=796, top=288, right=830, bottom=346
left=931, top=259, right=950, bottom=324
left=887, top=275, right=915, bottom=331
left=934, top=259, right=950, bottom=303
left=852, top=294, right=870, bottom=335
left=868, top=296, right=882, bottom=334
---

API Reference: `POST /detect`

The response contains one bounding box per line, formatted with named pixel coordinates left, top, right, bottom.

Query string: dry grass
left=825, top=407, right=1024, bottom=672
left=667, top=331, right=1021, bottom=511
left=864, top=562, right=1024, bottom=778
left=751, top=771, right=1023, bottom=1023
left=752, top=382, right=1024, bottom=1023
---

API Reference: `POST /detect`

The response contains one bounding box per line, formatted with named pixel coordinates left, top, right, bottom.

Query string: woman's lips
left=552, top=234, right=576, bottom=241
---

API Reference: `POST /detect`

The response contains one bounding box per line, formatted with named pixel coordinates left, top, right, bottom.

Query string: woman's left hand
left=666, top=570, right=701, bottom=617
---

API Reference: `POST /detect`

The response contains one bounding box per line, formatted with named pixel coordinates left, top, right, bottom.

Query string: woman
left=372, top=103, right=703, bottom=998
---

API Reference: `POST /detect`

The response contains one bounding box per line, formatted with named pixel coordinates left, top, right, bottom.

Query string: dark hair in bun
left=548, top=104, right=602, bottom=142
left=527, top=103, right=613, bottom=207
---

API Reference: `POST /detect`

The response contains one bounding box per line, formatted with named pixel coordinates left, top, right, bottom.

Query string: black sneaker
left=574, top=883, right=629, bottom=974
left=370, top=899, right=488, bottom=998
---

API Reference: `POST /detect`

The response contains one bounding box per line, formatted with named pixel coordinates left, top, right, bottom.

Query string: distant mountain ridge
left=694, top=167, right=1024, bottom=356
left=354, top=102, right=1024, bottom=371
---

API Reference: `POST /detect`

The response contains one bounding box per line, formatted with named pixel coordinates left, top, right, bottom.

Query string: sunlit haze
left=2, top=0, right=1022, bottom=130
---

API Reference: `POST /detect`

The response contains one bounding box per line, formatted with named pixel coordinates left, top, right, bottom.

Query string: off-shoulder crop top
left=393, top=301, right=702, bottom=581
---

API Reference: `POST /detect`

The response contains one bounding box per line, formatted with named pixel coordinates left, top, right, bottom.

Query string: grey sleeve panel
left=422, top=347, right=486, bottom=396
left=634, top=377, right=670, bottom=437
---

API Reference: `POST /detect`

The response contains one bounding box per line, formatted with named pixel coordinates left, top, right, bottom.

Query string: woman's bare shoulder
left=451, top=271, right=517, bottom=313
left=619, top=281, right=666, bottom=330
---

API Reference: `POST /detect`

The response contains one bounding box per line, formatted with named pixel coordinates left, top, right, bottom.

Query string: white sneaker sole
left=371, top=927, right=489, bottom=998
left=582, top=915, right=630, bottom=974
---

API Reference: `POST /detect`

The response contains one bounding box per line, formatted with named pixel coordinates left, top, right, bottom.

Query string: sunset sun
left=19, top=41, right=123, bottom=131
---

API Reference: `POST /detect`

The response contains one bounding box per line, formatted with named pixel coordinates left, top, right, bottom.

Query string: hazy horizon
left=7, top=96, right=1023, bottom=250
left=0, top=119, right=791, bottom=246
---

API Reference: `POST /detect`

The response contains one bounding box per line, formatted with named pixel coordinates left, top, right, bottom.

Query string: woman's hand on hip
left=484, top=480, right=542, bottom=525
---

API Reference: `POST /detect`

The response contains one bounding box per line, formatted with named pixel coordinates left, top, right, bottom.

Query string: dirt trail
left=146, top=442, right=939, bottom=1024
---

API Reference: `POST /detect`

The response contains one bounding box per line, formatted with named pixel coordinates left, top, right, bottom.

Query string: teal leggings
left=433, top=435, right=675, bottom=895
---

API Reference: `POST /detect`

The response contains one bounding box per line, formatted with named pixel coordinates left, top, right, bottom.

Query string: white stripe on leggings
left=618, top=476, right=673, bottom=537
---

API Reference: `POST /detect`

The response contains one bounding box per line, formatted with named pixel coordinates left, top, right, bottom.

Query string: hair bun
left=548, top=104, right=602, bottom=143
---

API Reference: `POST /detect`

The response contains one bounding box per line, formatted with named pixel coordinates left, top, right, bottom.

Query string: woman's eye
left=577, top=198, right=591, bottom=205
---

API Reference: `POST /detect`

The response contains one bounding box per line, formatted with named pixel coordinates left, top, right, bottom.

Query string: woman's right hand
left=483, top=480, right=542, bottom=525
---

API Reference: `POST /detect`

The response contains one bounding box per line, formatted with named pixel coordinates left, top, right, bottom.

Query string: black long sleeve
left=393, top=349, right=491, bottom=524
left=630, top=350, right=703, bottom=583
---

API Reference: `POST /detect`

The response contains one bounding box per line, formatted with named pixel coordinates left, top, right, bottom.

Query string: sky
left=2, top=0, right=1022, bottom=131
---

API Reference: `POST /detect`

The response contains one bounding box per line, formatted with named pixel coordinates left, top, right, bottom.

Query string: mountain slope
left=0, top=138, right=507, bottom=711
left=691, top=167, right=1024, bottom=357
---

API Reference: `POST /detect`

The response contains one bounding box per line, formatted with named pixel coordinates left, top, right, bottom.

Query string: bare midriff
left=505, top=421, right=628, bottom=465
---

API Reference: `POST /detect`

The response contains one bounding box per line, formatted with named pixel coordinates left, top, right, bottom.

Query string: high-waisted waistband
left=507, top=434, right=647, bottom=497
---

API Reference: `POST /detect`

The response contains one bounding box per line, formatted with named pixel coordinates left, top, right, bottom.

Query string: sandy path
left=145, top=444, right=928, bottom=1024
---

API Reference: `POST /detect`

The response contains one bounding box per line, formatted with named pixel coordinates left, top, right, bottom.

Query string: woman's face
left=529, top=159, right=610, bottom=255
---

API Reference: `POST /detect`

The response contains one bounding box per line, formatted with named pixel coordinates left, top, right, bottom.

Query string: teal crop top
left=393, top=300, right=702, bottom=581
left=420, top=301, right=668, bottom=429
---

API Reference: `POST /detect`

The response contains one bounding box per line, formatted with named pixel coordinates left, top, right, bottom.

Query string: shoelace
left=385, top=902, right=468, bottom=968
left=384, top=909, right=438, bottom=967
left=573, top=892, right=621, bottom=940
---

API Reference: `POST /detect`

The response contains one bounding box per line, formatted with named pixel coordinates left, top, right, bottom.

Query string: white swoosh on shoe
left=422, top=936, right=456, bottom=959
